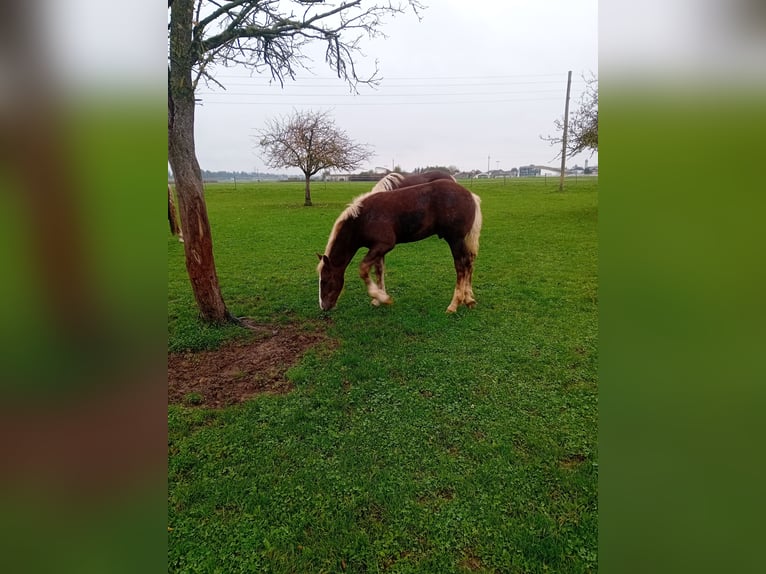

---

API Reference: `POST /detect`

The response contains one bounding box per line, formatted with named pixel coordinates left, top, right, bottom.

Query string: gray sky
left=193, top=1, right=598, bottom=175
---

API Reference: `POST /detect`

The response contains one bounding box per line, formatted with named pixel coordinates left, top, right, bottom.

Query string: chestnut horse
left=370, top=170, right=456, bottom=192
left=317, top=179, right=482, bottom=312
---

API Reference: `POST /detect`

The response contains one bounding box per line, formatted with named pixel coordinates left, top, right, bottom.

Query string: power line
left=210, top=72, right=586, bottom=81
left=196, top=89, right=565, bottom=98
left=201, top=79, right=587, bottom=88
left=197, top=97, right=565, bottom=106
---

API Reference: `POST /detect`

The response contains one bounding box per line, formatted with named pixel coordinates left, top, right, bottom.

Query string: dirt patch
left=559, top=453, right=587, bottom=469
left=168, top=319, right=335, bottom=408
left=458, top=549, right=484, bottom=572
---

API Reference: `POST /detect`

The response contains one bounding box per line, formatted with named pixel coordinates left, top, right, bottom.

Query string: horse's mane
left=320, top=188, right=382, bottom=264
left=370, top=172, right=405, bottom=192
left=321, top=174, right=408, bottom=262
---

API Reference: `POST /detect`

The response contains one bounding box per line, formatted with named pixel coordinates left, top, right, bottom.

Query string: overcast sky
left=193, top=1, right=598, bottom=175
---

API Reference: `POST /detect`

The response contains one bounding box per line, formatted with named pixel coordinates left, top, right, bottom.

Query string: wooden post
left=559, top=70, right=572, bottom=192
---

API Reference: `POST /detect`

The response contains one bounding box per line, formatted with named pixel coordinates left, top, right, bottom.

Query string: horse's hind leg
left=370, top=256, right=388, bottom=306
left=446, top=239, right=476, bottom=313
left=360, top=248, right=393, bottom=306
left=464, top=262, right=477, bottom=307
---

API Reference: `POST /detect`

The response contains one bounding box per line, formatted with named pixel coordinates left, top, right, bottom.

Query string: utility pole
left=487, top=155, right=490, bottom=174
left=559, top=70, right=572, bottom=192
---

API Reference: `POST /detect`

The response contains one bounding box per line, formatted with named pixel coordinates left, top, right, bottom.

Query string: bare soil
left=168, top=319, right=334, bottom=408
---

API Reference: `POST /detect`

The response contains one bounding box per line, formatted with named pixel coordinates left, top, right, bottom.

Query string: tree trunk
left=304, top=174, right=313, bottom=206
left=168, top=184, right=182, bottom=238
left=169, top=0, right=234, bottom=325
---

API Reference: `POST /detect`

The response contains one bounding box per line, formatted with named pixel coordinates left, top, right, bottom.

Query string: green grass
left=168, top=177, right=598, bottom=573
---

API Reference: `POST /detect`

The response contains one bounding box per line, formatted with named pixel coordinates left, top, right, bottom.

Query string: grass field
left=168, top=177, right=598, bottom=573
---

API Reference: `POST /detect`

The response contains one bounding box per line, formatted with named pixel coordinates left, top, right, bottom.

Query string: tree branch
left=196, top=0, right=251, bottom=31
left=191, top=0, right=420, bottom=87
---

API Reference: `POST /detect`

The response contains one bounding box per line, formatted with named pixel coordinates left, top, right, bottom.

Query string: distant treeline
left=411, top=165, right=459, bottom=174
left=168, top=170, right=289, bottom=182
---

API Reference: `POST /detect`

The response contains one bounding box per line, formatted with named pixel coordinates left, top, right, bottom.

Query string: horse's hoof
left=371, top=298, right=381, bottom=306
left=382, top=297, right=394, bottom=305
left=465, top=300, right=477, bottom=308
left=445, top=305, right=457, bottom=313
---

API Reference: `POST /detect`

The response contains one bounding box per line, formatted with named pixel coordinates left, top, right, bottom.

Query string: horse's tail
left=371, top=172, right=405, bottom=192
left=465, top=193, right=482, bottom=255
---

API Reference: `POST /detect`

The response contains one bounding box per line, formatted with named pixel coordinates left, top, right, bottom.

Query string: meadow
left=168, top=176, right=598, bottom=573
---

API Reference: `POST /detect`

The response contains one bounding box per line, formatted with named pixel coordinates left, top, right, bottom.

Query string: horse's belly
left=395, top=222, right=438, bottom=244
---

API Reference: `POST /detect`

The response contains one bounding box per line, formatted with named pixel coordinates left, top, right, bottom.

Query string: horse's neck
left=328, top=219, right=360, bottom=269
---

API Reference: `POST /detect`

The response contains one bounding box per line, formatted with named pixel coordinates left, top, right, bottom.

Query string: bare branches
left=257, top=109, right=372, bottom=176
left=195, top=0, right=251, bottom=31
left=178, top=1, right=424, bottom=90
left=543, top=73, right=598, bottom=159
left=192, top=58, right=227, bottom=91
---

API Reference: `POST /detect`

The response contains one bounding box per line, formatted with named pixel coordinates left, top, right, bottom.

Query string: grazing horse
left=370, top=170, right=456, bottom=192
left=317, top=179, right=482, bottom=313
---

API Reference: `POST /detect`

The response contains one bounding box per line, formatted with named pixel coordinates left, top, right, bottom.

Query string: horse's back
left=360, top=180, right=477, bottom=244
left=397, top=170, right=455, bottom=188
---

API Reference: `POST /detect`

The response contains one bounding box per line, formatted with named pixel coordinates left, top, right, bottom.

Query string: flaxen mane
left=371, top=172, right=406, bottom=192
left=318, top=188, right=384, bottom=271
left=322, top=173, right=410, bottom=258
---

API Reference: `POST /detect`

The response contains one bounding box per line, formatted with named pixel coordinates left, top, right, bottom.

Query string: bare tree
left=543, top=73, right=598, bottom=159
left=258, top=110, right=372, bottom=206
left=168, top=0, right=423, bottom=324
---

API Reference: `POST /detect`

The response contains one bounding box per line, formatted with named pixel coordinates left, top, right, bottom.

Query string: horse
left=317, top=179, right=482, bottom=313
left=370, top=170, right=456, bottom=192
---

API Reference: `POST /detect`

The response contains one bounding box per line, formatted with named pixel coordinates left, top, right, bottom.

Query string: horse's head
left=317, top=254, right=344, bottom=311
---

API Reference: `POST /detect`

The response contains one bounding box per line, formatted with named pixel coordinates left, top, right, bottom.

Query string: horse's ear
left=316, top=253, right=323, bottom=261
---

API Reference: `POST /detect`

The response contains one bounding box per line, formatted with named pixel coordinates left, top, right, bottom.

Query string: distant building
left=323, top=172, right=386, bottom=182
left=519, top=165, right=541, bottom=177
left=566, top=165, right=585, bottom=175
left=324, top=173, right=352, bottom=182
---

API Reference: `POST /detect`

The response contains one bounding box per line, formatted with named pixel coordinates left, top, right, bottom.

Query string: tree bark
left=304, top=174, right=313, bottom=206
left=169, top=0, right=234, bottom=324
left=168, top=184, right=181, bottom=237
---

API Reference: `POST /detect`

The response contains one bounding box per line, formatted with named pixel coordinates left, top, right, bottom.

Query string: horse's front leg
left=446, top=273, right=466, bottom=313
left=360, top=249, right=393, bottom=306
left=372, top=256, right=387, bottom=305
